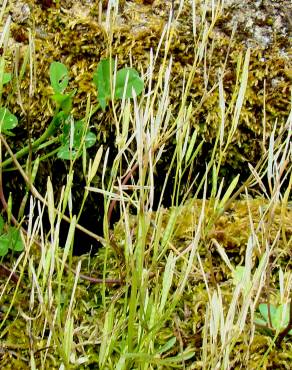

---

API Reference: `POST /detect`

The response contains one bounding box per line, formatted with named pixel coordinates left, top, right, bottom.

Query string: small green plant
left=49, top=61, right=96, bottom=160
left=0, top=72, right=18, bottom=136
left=93, top=58, right=144, bottom=110
left=51, top=58, right=143, bottom=159
left=0, top=215, right=24, bottom=257
left=1, top=58, right=144, bottom=165
left=255, top=302, right=292, bottom=338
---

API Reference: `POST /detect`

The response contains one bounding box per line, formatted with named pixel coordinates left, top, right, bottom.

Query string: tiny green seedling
left=49, top=61, right=95, bottom=160
left=255, top=302, right=292, bottom=338
left=0, top=215, right=24, bottom=257
left=0, top=73, right=18, bottom=136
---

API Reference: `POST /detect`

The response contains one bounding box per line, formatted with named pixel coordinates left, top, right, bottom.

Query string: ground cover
left=0, top=0, right=291, bottom=369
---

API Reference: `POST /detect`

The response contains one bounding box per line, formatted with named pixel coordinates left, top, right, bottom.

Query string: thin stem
left=0, top=134, right=122, bottom=285
left=0, top=113, right=60, bottom=169
left=0, top=133, right=106, bottom=245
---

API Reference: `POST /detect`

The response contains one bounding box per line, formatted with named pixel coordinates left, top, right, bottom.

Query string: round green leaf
left=0, top=235, right=9, bottom=257
left=50, top=62, right=69, bottom=94
left=273, top=303, right=290, bottom=330
left=0, top=107, right=18, bottom=131
left=2, top=72, right=12, bottom=85
left=73, top=120, right=85, bottom=147
left=115, top=68, right=144, bottom=100
left=259, top=303, right=277, bottom=323
left=84, top=131, right=96, bottom=149
left=57, top=145, right=78, bottom=160
left=7, top=227, right=24, bottom=252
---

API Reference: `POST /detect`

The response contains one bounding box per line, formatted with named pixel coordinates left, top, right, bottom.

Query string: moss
left=0, top=1, right=290, bottom=241
left=3, top=1, right=290, bottom=172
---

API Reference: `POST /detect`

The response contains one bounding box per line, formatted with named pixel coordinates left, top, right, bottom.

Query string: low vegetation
left=0, top=1, right=291, bottom=369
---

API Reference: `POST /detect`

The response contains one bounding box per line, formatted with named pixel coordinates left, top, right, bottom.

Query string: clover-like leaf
left=256, top=302, right=292, bottom=335
left=0, top=223, right=23, bottom=256
left=258, top=303, right=277, bottom=324
left=115, top=68, right=144, bottom=100
left=2, top=72, right=11, bottom=85
left=52, top=91, right=75, bottom=114
left=0, top=107, right=18, bottom=132
left=7, top=227, right=24, bottom=252
left=50, top=62, right=69, bottom=94
left=273, top=304, right=290, bottom=330
left=73, top=120, right=86, bottom=147
left=0, top=234, right=9, bottom=257
left=93, top=58, right=115, bottom=111
left=83, top=131, right=96, bottom=149
left=58, top=120, right=96, bottom=160
left=57, top=145, right=78, bottom=160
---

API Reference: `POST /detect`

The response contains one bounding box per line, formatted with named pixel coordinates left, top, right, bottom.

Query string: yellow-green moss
left=3, top=0, right=290, bottom=175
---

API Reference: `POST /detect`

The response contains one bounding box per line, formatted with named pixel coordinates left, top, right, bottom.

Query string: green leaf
left=50, top=62, right=69, bottom=94
left=259, top=303, right=277, bottom=323
left=0, top=215, right=4, bottom=234
left=58, top=132, right=96, bottom=160
left=115, top=68, right=144, bottom=99
left=57, top=145, right=78, bottom=160
left=7, top=227, right=24, bottom=252
left=2, top=130, right=15, bottom=137
left=72, top=120, right=86, bottom=147
left=2, top=72, right=11, bottom=85
left=52, top=92, right=73, bottom=113
left=232, top=266, right=245, bottom=285
left=273, top=303, right=290, bottom=330
left=84, top=131, right=96, bottom=149
left=61, top=120, right=96, bottom=150
left=0, top=107, right=18, bottom=132
left=0, top=235, right=9, bottom=257
left=256, top=303, right=292, bottom=336
left=254, top=317, right=268, bottom=327
left=52, top=112, right=70, bottom=135
left=157, top=337, right=176, bottom=355
left=93, top=58, right=115, bottom=111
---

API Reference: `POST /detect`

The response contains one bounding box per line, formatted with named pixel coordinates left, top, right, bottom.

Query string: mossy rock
left=2, top=0, right=291, bottom=202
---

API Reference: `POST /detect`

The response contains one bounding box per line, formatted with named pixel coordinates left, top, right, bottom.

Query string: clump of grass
left=0, top=0, right=291, bottom=369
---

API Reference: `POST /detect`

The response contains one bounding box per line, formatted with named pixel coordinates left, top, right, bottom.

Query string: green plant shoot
left=0, top=215, right=24, bottom=257
left=255, top=302, right=292, bottom=336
